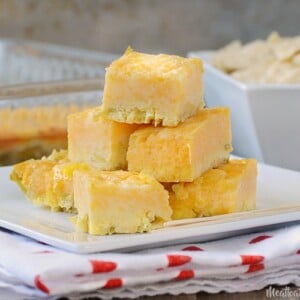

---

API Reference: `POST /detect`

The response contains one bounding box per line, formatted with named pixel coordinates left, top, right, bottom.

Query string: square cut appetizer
left=10, top=150, right=88, bottom=212
left=101, top=48, right=204, bottom=126
left=72, top=169, right=171, bottom=235
left=127, top=107, right=232, bottom=182
left=170, top=159, right=257, bottom=220
left=68, top=107, right=138, bottom=170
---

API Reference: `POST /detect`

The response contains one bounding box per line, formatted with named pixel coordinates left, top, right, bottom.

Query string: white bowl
left=188, top=51, right=300, bottom=171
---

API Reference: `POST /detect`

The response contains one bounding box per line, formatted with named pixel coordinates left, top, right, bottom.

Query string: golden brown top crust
left=107, top=47, right=203, bottom=78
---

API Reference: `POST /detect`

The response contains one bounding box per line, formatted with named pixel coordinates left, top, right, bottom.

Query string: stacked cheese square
left=67, top=47, right=257, bottom=234
left=11, top=48, right=257, bottom=235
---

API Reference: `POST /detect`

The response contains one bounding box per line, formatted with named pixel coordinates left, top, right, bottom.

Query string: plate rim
left=1, top=163, right=300, bottom=253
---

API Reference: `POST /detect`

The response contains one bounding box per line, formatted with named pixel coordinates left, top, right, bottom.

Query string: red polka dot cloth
left=0, top=225, right=300, bottom=299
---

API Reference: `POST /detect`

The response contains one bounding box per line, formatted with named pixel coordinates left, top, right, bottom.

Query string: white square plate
left=0, top=163, right=300, bottom=254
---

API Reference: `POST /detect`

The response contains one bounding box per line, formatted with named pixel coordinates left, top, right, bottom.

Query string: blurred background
left=0, top=0, right=299, bottom=55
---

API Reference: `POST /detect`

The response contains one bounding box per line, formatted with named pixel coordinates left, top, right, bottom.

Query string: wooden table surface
left=56, top=286, right=300, bottom=300
left=138, top=288, right=300, bottom=300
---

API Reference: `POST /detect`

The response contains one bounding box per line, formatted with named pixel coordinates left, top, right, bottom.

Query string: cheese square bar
left=127, top=107, right=232, bottom=182
left=10, top=150, right=88, bottom=212
left=68, top=107, right=138, bottom=170
left=170, top=159, right=257, bottom=220
left=101, top=48, right=204, bottom=126
left=51, top=161, right=89, bottom=211
left=72, top=170, right=171, bottom=235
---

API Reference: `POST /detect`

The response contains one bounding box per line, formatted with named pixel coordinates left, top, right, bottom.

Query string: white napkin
left=0, top=224, right=300, bottom=299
